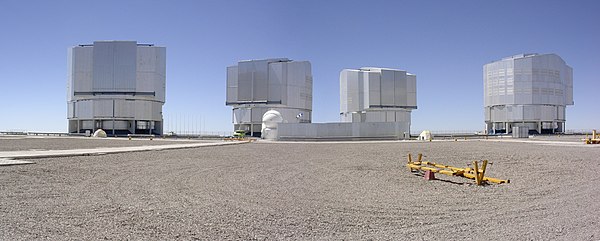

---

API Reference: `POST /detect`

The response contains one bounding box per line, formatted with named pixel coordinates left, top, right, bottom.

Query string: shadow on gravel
left=411, top=172, right=470, bottom=186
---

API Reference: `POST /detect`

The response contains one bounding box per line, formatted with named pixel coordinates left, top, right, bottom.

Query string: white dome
left=262, top=110, right=283, bottom=129
left=93, top=129, right=107, bottom=138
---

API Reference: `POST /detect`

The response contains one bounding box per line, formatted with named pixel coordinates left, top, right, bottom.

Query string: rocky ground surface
left=1, top=138, right=599, bottom=240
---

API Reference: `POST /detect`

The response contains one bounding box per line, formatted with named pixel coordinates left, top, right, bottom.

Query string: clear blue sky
left=1, top=0, right=598, bottom=133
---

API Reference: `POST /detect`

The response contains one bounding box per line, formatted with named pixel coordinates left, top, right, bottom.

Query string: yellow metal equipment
left=406, top=153, right=509, bottom=185
left=585, top=130, right=600, bottom=144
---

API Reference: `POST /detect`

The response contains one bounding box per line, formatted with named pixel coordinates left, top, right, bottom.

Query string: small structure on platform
left=512, top=126, right=529, bottom=138
left=93, top=129, right=107, bottom=138
left=406, top=153, right=509, bottom=185
left=418, top=130, right=433, bottom=141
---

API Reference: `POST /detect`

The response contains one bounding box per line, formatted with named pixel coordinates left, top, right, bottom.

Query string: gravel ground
left=0, top=136, right=211, bottom=152
left=1, top=139, right=599, bottom=240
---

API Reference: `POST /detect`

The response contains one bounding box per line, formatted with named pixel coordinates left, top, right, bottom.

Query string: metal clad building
left=340, top=67, right=417, bottom=134
left=67, top=41, right=166, bottom=135
left=484, top=53, right=573, bottom=134
left=226, top=58, right=312, bottom=137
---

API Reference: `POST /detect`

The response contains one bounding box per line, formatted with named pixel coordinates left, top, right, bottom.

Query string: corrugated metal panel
left=357, top=70, right=365, bottom=110
left=233, top=59, right=275, bottom=102
left=253, top=60, right=269, bottom=101
left=233, top=108, right=251, bottom=123
left=268, top=62, right=284, bottom=104
left=566, top=66, right=573, bottom=105
left=101, top=120, right=129, bottom=130
left=251, top=108, right=263, bottom=122
left=114, top=99, right=134, bottom=118
left=136, top=47, right=156, bottom=72
left=345, top=70, right=359, bottom=112
left=396, top=111, right=410, bottom=122
left=491, top=106, right=507, bottom=122
left=134, top=100, right=152, bottom=119
left=92, top=42, right=115, bottom=91
left=302, top=62, right=313, bottom=110
left=113, top=41, right=137, bottom=91
left=237, top=61, right=253, bottom=101
left=75, top=100, right=93, bottom=119
left=286, top=62, right=302, bottom=108
left=136, top=47, right=156, bottom=97
left=512, top=126, right=529, bottom=138
left=340, top=70, right=349, bottom=114
left=92, top=41, right=137, bottom=91
left=407, top=74, right=417, bottom=107
left=152, top=101, right=163, bottom=120
left=362, top=72, right=370, bottom=107
left=558, top=106, right=565, bottom=120
left=93, top=99, right=113, bottom=117
left=277, top=122, right=411, bottom=140
left=286, top=61, right=312, bottom=110
left=540, top=105, right=556, bottom=120
left=380, top=69, right=395, bottom=106
left=67, top=48, right=74, bottom=101
left=136, top=72, right=155, bottom=92
left=386, top=111, right=395, bottom=122
left=67, top=102, right=75, bottom=118
left=154, top=47, right=167, bottom=102
left=72, top=47, right=93, bottom=94
left=394, top=70, right=407, bottom=107
left=367, top=72, right=381, bottom=107
left=365, top=111, right=384, bottom=122
left=226, top=66, right=238, bottom=103
left=132, top=46, right=165, bottom=103
left=81, top=120, right=94, bottom=129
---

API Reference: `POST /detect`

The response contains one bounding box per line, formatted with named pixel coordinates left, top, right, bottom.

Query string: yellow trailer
left=406, top=153, right=509, bottom=185
left=585, top=130, right=600, bottom=144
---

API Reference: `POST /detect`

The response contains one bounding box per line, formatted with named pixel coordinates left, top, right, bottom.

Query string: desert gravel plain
left=1, top=136, right=599, bottom=240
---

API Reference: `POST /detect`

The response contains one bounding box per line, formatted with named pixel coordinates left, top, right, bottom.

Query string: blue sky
left=0, top=0, right=598, bottom=133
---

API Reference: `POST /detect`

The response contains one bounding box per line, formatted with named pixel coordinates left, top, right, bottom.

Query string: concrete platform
left=0, top=141, right=249, bottom=160
left=0, top=159, right=35, bottom=166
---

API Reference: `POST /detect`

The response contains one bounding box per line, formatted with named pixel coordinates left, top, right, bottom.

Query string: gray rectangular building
left=484, top=53, right=573, bottom=134
left=340, top=67, right=417, bottom=134
left=226, top=58, right=312, bottom=137
left=67, top=41, right=166, bottom=135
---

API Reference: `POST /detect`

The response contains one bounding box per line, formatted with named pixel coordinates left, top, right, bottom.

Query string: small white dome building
left=418, top=130, right=433, bottom=141
left=93, top=129, right=107, bottom=138
left=261, top=110, right=284, bottom=140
